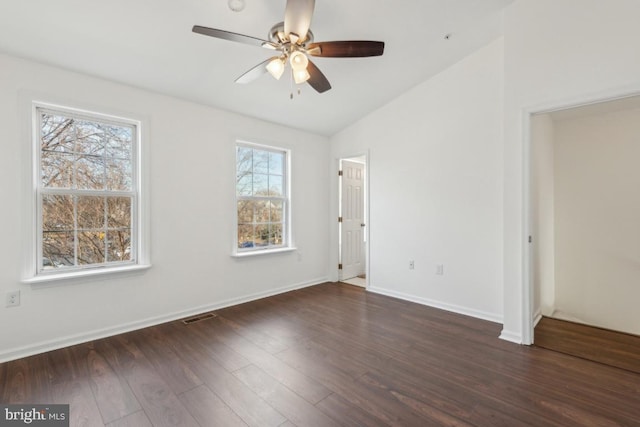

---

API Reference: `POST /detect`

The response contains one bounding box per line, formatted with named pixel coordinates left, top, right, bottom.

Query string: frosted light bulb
left=289, top=51, right=309, bottom=71
left=266, top=57, right=285, bottom=80
left=293, top=69, right=310, bottom=84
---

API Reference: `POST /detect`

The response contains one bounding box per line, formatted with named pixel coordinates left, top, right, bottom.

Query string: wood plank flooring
left=2, top=282, right=640, bottom=426
left=535, top=316, right=640, bottom=375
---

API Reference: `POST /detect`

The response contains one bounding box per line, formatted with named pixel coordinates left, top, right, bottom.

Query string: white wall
left=502, top=0, right=640, bottom=343
left=0, top=53, right=330, bottom=362
left=530, top=114, right=555, bottom=319
left=553, top=108, right=640, bottom=335
left=330, top=39, right=505, bottom=323
left=5, top=0, right=640, bottom=358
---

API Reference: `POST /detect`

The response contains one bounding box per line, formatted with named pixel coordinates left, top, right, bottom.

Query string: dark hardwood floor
left=2, top=282, right=640, bottom=426
left=535, top=316, right=640, bottom=375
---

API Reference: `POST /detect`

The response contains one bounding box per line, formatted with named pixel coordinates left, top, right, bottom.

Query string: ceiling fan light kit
left=193, top=0, right=385, bottom=96
left=266, top=57, right=286, bottom=80
left=289, top=51, right=309, bottom=70
left=293, top=68, right=311, bottom=84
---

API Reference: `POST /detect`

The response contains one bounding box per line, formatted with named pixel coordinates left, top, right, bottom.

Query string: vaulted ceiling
left=0, top=0, right=514, bottom=135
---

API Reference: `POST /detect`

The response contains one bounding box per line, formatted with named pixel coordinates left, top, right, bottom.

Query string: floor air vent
left=182, top=312, right=217, bottom=325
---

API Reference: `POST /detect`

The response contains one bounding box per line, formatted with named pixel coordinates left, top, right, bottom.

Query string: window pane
left=238, top=224, right=254, bottom=248
left=107, top=230, right=131, bottom=262
left=105, top=125, right=133, bottom=159
left=76, top=154, right=105, bottom=190
left=254, top=224, right=269, bottom=247
left=43, top=231, right=75, bottom=268
left=74, top=119, right=105, bottom=157
left=255, top=200, right=269, bottom=223
left=43, top=195, right=74, bottom=231
left=269, top=200, right=283, bottom=223
left=107, top=158, right=132, bottom=191
left=235, top=144, right=288, bottom=251
left=253, top=150, right=269, bottom=174
left=253, top=174, right=268, bottom=196
left=237, top=174, right=252, bottom=196
left=237, top=147, right=253, bottom=173
left=37, top=107, right=138, bottom=273
left=269, top=223, right=283, bottom=245
left=268, top=174, right=283, bottom=196
left=41, top=114, right=75, bottom=153
left=77, top=196, right=105, bottom=229
left=42, top=152, right=74, bottom=188
left=269, top=152, right=284, bottom=175
left=107, top=197, right=131, bottom=229
left=77, top=231, right=106, bottom=265
left=237, top=200, right=254, bottom=224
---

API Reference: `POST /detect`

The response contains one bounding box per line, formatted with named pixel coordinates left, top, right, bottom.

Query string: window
left=34, top=104, right=140, bottom=276
left=236, top=143, right=289, bottom=252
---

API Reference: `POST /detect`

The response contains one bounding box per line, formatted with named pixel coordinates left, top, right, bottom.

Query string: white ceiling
left=0, top=0, right=513, bottom=136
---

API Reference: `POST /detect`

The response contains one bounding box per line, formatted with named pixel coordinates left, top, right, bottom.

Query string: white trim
left=233, top=140, right=293, bottom=256
left=521, top=107, right=533, bottom=345
left=0, top=277, right=328, bottom=363
left=33, top=102, right=141, bottom=127
left=533, top=311, right=543, bottom=327
left=21, top=263, right=151, bottom=285
left=524, top=87, right=640, bottom=118
left=337, top=150, right=371, bottom=289
left=24, top=99, right=150, bottom=281
left=499, top=329, right=522, bottom=344
left=520, top=86, right=640, bottom=347
left=231, top=247, right=297, bottom=258
left=368, top=286, right=503, bottom=324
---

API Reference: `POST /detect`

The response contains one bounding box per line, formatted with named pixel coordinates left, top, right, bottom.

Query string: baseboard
left=0, top=277, right=328, bottom=363
left=367, top=286, right=503, bottom=324
left=499, top=329, right=522, bottom=344
left=533, top=311, right=543, bottom=327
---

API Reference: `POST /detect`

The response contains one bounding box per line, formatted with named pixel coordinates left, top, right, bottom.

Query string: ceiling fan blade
left=193, top=25, right=270, bottom=48
left=307, top=41, right=385, bottom=57
left=306, top=60, right=331, bottom=93
left=235, top=57, right=278, bottom=84
left=284, top=0, right=315, bottom=43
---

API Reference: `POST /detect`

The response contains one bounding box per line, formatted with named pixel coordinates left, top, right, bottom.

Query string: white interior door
left=340, top=160, right=365, bottom=280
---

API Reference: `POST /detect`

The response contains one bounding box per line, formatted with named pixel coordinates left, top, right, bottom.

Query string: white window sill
left=231, top=247, right=297, bottom=258
left=22, top=264, right=152, bottom=285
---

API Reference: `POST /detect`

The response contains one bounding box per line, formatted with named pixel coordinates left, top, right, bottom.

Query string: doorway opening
left=527, top=93, right=640, bottom=367
left=338, top=155, right=367, bottom=288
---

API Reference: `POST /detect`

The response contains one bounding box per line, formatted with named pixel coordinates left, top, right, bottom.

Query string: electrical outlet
left=6, top=290, right=20, bottom=307
left=409, top=260, right=415, bottom=270
left=436, top=264, right=444, bottom=275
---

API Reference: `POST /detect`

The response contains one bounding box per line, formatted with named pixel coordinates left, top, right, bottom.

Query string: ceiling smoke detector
left=228, top=0, right=245, bottom=12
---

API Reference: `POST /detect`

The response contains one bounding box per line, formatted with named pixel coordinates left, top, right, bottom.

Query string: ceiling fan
left=193, top=0, right=385, bottom=95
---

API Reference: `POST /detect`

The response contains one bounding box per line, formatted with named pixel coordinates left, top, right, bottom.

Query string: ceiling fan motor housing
left=269, top=22, right=314, bottom=46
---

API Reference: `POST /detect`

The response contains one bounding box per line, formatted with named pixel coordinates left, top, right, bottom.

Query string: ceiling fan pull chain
left=290, top=70, right=294, bottom=99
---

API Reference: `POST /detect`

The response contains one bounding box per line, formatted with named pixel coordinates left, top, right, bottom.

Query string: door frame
left=522, top=87, right=640, bottom=345
left=334, top=151, right=370, bottom=289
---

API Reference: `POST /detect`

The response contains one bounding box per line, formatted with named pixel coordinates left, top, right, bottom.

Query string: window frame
left=25, top=101, right=148, bottom=282
left=234, top=141, right=293, bottom=256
